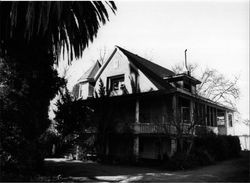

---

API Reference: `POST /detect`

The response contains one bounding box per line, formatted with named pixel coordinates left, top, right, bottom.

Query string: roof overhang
left=175, top=88, right=235, bottom=111
left=78, top=88, right=234, bottom=112
left=164, top=73, right=201, bottom=85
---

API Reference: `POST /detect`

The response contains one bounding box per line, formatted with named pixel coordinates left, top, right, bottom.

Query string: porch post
left=190, top=100, right=194, bottom=124
left=215, top=108, right=218, bottom=126
left=135, top=99, right=140, bottom=123
left=172, top=94, right=177, bottom=122
left=134, top=98, right=140, bottom=161
left=205, top=105, right=208, bottom=126
left=208, top=106, right=211, bottom=126
left=133, top=136, right=139, bottom=161
left=224, top=110, right=228, bottom=134
left=105, top=137, right=109, bottom=156
left=213, top=108, right=216, bottom=127
left=170, top=138, right=177, bottom=157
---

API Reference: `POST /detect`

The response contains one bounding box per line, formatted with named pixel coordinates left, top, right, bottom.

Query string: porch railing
left=133, top=123, right=176, bottom=134
left=132, top=123, right=218, bottom=135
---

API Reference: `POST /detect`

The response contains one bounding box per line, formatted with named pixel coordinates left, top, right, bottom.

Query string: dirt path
left=42, top=152, right=250, bottom=182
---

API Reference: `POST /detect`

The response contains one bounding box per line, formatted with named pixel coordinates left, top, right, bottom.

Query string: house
left=73, top=46, right=235, bottom=161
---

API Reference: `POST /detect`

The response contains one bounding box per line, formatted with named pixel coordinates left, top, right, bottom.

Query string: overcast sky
left=59, top=0, right=249, bottom=119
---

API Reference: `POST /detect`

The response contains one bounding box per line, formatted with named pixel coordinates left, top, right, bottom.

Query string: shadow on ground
left=41, top=151, right=250, bottom=182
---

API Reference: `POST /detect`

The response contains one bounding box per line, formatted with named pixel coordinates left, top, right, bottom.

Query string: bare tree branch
left=172, top=62, right=240, bottom=109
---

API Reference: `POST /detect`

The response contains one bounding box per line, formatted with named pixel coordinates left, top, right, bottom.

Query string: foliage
left=54, top=85, right=93, bottom=158
left=193, top=134, right=241, bottom=161
left=164, top=134, right=241, bottom=170
left=0, top=1, right=116, bottom=180
left=0, top=1, right=116, bottom=62
left=40, top=128, right=60, bottom=158
left=0, top=54, right=63, bottom=179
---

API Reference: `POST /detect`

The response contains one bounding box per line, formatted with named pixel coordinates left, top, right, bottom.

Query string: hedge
left=193, top=134, right=241, bottom=161
left=164, top=134, right=241, bottom=170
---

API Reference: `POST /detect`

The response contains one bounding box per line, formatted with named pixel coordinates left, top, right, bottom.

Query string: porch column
left=215, top=109, right=218, bottom=126
left=135, top=99, right=139, bottom=123
left=205, top=105, right=208, bottom=126
left=211, top=107, right=214, bottom=126
left=105, top=137, right=109, bottom=156
left=133, top=136, right=139, bottom=161
left=170, top=138, right=177, bottom=157
left=190, top=100, right=194, bottom=124
left=213, top=108, right=216, bottom=127
left=224, top=110, right=228, bottom=134
left=207, top=106, right=211, bottom=126
left=134, top=98, right=140, bottom=161
left=172, top=95, right=177, bottom=122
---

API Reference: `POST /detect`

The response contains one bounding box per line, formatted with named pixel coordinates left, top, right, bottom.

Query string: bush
left=193, top=134, right=241, bottom=161
left=164, top=134, right=241, bottom=170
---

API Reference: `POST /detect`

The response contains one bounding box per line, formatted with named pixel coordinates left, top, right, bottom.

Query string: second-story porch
left=83, top=89, right=234, bottom=136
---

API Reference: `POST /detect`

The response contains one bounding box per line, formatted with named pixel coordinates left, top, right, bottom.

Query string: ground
left=41, top=152, right=250, bottom=182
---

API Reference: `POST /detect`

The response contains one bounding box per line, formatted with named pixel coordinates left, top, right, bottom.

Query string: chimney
left=184, top=49, right=190, bottom=75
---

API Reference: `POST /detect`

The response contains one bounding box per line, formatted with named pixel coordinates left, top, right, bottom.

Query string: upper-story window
left=183, top=82, right=191, bottom=92
left=109, top=75, right=125, bottom=92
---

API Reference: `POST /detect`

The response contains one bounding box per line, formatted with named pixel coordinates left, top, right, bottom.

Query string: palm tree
left=0, top=1, right=116, bottom=60
left=0, top=1, right=116, bottom=177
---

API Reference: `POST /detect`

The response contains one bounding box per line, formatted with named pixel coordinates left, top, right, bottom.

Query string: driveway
left=42, top=152, right=250, bottom=182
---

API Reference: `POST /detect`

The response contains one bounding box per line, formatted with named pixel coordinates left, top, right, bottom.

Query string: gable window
left=109, top=75, right=125, bottom=92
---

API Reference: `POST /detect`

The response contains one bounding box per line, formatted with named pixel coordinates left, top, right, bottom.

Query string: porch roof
left=79, top=88, right=234, bottom=112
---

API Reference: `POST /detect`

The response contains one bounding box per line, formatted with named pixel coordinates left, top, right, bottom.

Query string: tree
left=0, top=1, right=116, bottom=179
left=54, top=83, right=93, bottom=159
left=172, top=63, right=240, bottom=109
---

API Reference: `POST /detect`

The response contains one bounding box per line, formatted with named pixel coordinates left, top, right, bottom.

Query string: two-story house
left=73, top=46, right=235, bottom=161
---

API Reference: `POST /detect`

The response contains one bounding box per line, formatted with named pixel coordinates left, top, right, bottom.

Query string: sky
left=59, top=0, right=249, bottom=120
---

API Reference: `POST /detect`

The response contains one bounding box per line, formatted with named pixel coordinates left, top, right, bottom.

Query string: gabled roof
left=78, top=61, right=101, bottom=83
left=117, top=46, right=175, bottom=78
left=116, top=46, right=175, bottom=89
left=77, top=46, right=176, bottom=89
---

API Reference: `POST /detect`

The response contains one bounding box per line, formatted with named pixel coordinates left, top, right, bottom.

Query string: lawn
left=39, top=151, right=250, bottom=182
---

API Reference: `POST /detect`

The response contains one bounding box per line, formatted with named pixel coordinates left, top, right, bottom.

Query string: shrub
left=193, top=134, right=241, bottom=161
left=164, top=134, right=241, bottom=170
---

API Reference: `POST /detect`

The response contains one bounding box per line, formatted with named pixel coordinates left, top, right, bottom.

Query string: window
left=228, top=114, right=233, bottom=127
left=183, top=82, right=191, bottom=92
left=109, top=75, right=125, bottom=92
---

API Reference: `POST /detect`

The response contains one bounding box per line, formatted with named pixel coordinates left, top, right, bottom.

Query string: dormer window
left=164, top=73, right=201, bottom=94
left=183, top=82, right=191, bottom=92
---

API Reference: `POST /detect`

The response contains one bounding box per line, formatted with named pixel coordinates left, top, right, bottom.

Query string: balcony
left=133, top=123, right=217, bottom=135
left=133, top=123, right=180, bottom=135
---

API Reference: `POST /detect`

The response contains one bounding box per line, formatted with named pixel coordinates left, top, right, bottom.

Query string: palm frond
left=0, top=1, right=117, bottom=63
